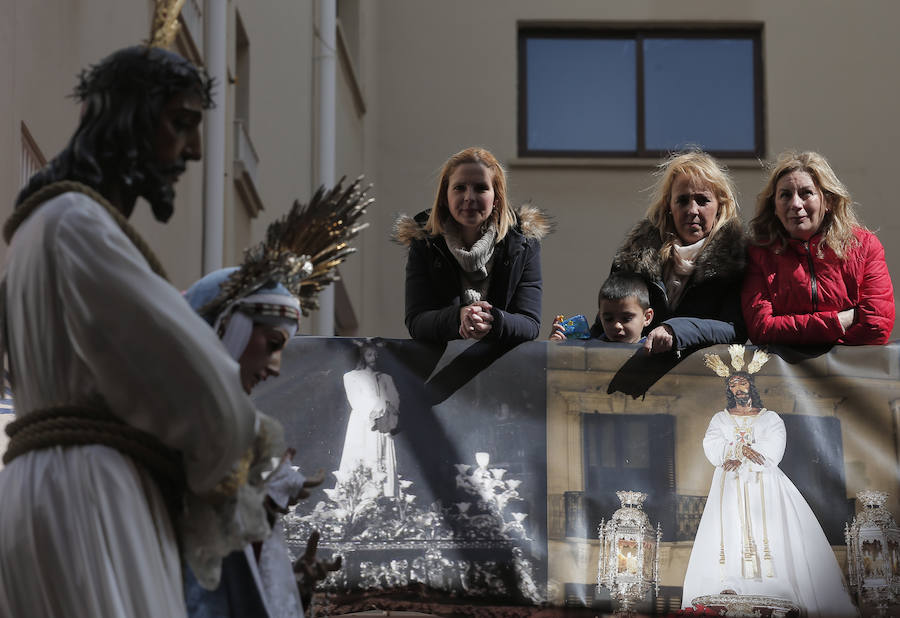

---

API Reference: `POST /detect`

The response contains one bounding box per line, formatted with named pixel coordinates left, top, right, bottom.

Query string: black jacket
left=609, top=218, right=747, bottom=351
left=394, top=206, right=550, bottom=344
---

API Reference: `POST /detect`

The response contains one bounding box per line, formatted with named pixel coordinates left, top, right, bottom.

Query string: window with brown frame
left=518, top=27, right=764, bottom=158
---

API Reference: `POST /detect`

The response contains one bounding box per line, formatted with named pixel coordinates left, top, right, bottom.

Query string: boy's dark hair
left=598, top=273, right=650, bottom=310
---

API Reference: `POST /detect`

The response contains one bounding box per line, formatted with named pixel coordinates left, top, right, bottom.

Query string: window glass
left=622, top=420, right=649, bottom=468
left=585, top=416, right=617, bottom=468
left=525, top=37, right=636, bottom=152
left=643, top=38, right=756, bottom=152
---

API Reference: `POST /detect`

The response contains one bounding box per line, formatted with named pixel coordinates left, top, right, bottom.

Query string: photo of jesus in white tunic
left=337, top=341, right=399, bottom=497
left=681, top=372, right=858, bottom=617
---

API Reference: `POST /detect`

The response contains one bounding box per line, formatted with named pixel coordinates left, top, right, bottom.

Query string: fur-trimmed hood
left=613, top=217, right=746, bottom=283
left=392, top=204, right=552, bottom=247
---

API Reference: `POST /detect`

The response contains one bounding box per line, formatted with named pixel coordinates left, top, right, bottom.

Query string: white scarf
left=444, top=221, right=498, bottom=304
left=665, top=237, right=706, bottom=309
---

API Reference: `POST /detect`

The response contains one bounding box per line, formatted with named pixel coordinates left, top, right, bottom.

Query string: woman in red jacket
left=742, top=151, right=894, bottom=345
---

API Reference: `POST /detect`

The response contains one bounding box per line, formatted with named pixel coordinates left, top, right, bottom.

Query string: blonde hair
left=750, top=151, right=861, bottom=259
left=645, top=150, right=741, bottom=264
left=425, top=147, right=516, bottom=243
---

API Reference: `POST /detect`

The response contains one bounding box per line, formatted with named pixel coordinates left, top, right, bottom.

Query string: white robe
left=681, top=408, right=857, bottom=617
left=0, top=192, right=257, bottom=618
left=338, top=368, right=398, bottom=496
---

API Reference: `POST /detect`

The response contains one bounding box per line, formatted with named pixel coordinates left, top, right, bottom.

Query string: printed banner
left=252, top=338, right=900, bottom=617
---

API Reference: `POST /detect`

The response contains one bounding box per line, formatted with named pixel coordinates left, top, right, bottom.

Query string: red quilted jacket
left=742, top=227, right=894, bottom=345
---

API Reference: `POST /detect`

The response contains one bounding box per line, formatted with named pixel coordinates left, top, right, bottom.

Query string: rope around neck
left=4, top=180, right=169, bottom=281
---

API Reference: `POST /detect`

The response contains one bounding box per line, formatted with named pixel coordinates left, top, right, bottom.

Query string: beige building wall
left=235, top=1, right=315, bottom=263
left=365, top=0, right=900, bottom=340
left=330, top=0, right=371, bottom=334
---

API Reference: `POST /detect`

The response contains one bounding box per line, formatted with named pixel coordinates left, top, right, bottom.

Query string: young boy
left=550, top=273, right=654, bottom=343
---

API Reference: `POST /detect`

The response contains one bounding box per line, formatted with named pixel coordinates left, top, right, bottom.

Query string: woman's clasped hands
left=459, top=301, right=494, bottom=340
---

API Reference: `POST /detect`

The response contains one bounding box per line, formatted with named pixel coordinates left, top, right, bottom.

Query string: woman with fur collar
left=395, top=147, right=550, bottom=344
left=611, top=151, right=747, bottom=354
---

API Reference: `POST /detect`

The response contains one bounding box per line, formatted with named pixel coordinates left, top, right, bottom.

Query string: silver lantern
left=845, top=489, right=900, bottom=616
left=597, top=490, right=661, bottom=614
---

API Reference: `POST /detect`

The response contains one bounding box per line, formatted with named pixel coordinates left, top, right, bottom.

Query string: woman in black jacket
left=610, top=150, right=747, bottom=354
left=394, top=147, right=550, bottom=344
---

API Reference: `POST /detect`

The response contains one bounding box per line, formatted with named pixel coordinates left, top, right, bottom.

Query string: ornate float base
left=691, top=594, right=800, bottom=617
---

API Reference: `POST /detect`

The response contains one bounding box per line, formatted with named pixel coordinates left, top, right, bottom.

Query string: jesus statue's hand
left=742, top=445, right=765, bottom=465
left=723, top=459, right=742, bottom=471
left=294, top=530, right=342, bottom=609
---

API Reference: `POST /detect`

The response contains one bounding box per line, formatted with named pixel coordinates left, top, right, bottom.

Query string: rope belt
left=3, top=405, right=184, bottom=494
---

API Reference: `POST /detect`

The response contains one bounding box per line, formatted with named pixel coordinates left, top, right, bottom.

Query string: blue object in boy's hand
left=560, top=314, right=591, bottom=339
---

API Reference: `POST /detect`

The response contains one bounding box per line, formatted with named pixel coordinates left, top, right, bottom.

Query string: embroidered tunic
left=681, top=408, right=857, bottom=617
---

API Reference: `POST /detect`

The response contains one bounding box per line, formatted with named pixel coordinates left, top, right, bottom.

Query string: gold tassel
left=758, top=471, right=775, bottom=577
left=719, top=470, right=727, bottom=580
left=741, top=478, right=759, bottom=579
